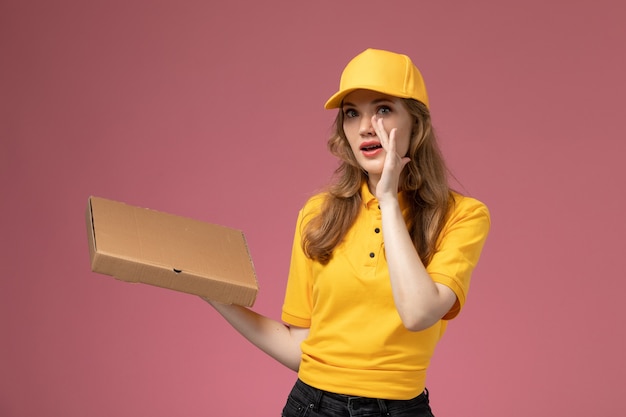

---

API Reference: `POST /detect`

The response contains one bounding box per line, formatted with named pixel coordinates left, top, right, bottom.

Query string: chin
left=361, top=162, right=384, bottom=176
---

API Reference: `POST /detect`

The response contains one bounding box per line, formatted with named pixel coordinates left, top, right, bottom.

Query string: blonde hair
left=302, top=99, right=453, bottom=265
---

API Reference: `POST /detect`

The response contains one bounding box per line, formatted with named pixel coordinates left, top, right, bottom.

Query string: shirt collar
left=359, top=181, right=410, bottom=211
left=360, top=181, right=378, bottom=209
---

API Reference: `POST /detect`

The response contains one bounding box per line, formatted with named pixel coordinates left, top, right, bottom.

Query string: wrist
left=378, top=196, right=401, bottom=211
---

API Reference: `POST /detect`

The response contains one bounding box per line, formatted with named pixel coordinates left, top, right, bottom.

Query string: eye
left=344, top=108, right=358, bottom=118
left=377, top=105, right=392, bottom=115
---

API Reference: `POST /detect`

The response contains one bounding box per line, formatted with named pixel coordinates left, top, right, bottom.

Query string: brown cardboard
left=86, top=196, right=258, bottom=306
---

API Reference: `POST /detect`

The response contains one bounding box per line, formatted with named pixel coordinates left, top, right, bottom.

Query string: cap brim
left=324, top=88, right=359, bottom=109
left=324, top=86, right=417, bottom=110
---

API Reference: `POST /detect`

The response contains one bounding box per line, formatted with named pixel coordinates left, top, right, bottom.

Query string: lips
left=360, top=140, right=382, bottom=151
left=360, top=141, right=383, bottom=156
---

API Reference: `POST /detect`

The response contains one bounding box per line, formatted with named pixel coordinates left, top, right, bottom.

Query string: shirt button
left=369, top=252, right=375, bottom=258
left=374, top=227, right=380, bottom=233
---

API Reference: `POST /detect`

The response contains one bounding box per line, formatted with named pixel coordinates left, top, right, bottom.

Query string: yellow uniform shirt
left=281, top=183, right=490, bottom=400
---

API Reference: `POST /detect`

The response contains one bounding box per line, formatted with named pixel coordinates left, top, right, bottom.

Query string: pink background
left=2, top=1, right=625, bottom=416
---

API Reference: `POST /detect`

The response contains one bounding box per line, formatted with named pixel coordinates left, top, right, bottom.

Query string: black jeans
left=281, top=379, right=435, bottom=417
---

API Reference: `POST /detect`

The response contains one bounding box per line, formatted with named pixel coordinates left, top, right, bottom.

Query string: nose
left=359, top=115, right=376, bottom=136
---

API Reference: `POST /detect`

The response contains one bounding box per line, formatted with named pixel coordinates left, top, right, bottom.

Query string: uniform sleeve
left=427, top=196, right=491, bottom=320
left=281, top=202, right=318, bottom=328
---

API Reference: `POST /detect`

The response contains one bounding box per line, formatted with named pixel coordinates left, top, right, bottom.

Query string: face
left=341, top=89, right=414, bottom=179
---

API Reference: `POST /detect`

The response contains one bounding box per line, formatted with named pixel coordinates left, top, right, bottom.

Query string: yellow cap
left=324, top=48, right=429, bottom=109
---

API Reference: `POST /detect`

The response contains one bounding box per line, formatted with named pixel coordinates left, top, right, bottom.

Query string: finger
left=387, top=128, right=398, bottom=154
left=372, top=116, right=389, bottom=147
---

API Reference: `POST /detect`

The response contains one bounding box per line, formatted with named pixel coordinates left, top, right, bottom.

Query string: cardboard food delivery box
left=86, top=196, right=258, bottom=306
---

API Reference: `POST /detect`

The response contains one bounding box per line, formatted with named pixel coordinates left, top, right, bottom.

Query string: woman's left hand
left=372, top=115, right=410, bottom=201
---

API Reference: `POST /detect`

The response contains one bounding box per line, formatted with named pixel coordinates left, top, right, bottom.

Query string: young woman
left=206, top=48, right=490, bottom=416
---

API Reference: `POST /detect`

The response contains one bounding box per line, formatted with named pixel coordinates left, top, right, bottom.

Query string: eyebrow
left=342, top=98, right=395, bottom=108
